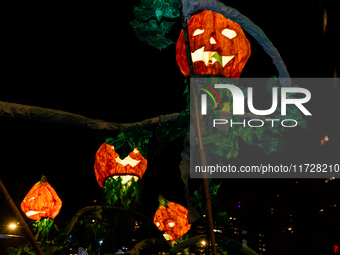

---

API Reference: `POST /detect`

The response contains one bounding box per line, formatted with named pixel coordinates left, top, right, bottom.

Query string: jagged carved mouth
left=191, top=46, right=234, bottom=67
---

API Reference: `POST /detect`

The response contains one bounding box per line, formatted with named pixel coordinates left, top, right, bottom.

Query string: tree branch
left=44, top=205, right=155, bottom=255
left=0, top=101, right=180, bottom=131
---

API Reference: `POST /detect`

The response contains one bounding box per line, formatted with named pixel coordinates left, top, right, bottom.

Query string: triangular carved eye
left=193, top=29, right=205, bottom=36
left=210, top=37, right=217, bottom=44
left=222, top=29, right=237, bottom=39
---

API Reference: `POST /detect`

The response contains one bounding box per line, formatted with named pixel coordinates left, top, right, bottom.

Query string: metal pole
left=182, top=18, right=218, bottom=255
left=0, top=179, right=44, bottom=255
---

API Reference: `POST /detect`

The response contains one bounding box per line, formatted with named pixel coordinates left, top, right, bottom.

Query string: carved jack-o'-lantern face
left=94, top=142, right=147, bottom=188
left=154, top=201, right=191, bottom=241
left=176, top=10, right=251, bottom=78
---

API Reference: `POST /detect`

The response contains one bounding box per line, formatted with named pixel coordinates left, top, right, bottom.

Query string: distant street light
left=9, top=223, right=17, bottom=229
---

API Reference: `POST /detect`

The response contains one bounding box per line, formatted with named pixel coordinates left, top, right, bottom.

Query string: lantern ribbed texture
left=176, top=9, right=251, bottom=78
left=154, top=201, right=191, bottom=241
left=21, top=181, right=62, bottom=221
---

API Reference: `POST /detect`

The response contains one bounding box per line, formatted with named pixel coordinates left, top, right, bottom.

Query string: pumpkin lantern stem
left=158, top=195, right=170, bottom=208
left=38, top=175, right=47, bottom=184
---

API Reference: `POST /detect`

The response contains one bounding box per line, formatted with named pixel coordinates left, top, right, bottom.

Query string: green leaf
left=265, top=75, right=279, bottom=92
left=216, top=245, right=229, bottom=255
left=150, top=35, right=176, bottom=49
left=192, top=190, right=204, bottom=212
left=217, top=211, right=230, bottom=227
left=237, top=126, right=254, bottom=145
left=130, top=19, right=177, bottom=49
left=103, top=176, right=142, bottom=209
left=155, top=8, right=164, bottom=21
left=133, top=6, right=156, bottom=22
left=183, top=82, right=189, bottom=95
left=156, top=122, right=170, bottom=143
left=183, top=79, right=190, bottom=111
left=6, top=247, right=19, bottom=255
left=263, top=140, right=278, bottom=155
left=95, top=212, right=102, bottom=220
left=200, top=130, right=225, bottom=144
left=131, top=0, right=181, bottom=50
left=179, top=151, right=190, bottom=187
left=154, top=111, right=189, bottom=158
left=18, top=243, right=29, bottom=252
left=158, top=110, right=189, bottom=142
left=226, top=141, right=239, bottom=159
left=192, top=180, right=221, bottom=213
left=51, top=231, right=68, bottom=247
left=54, top=224, right=60, bottom=232
left=201, top=128, right=239, bottom=160
left=83, top=215, right=90, bottom=227
left=105, top=124, right=152, bottom=159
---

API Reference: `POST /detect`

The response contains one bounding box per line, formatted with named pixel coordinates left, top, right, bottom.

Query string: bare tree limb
left=44, top=205, right=156, bottom=255
left=0, top=101, right=180, bottom=131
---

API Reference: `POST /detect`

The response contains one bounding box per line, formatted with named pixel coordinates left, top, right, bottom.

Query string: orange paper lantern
left=94, top=142, right=147, bottom=188
left=154, top=198, right=191, bottom=241
left=21, top=180, right=62, bottom=221
left=176, top=9, right=251, bottom=78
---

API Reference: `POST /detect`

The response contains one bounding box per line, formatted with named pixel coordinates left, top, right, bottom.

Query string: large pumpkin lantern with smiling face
left=94, top=142, right=147, bottom=209
left=176, top=9, right=251, bottom=78
left=94, top=142, right=147, bottom=188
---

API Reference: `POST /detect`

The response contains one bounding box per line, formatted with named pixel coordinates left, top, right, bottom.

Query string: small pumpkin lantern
left=320, top=135, right=329, bottom=145
left=94, top=142, right=147, bottom=207
left=176, top=9, right=251, bottom=78
left=21, top=176, right=62, bottom=221
left=153, top=195, right=191, bottom=241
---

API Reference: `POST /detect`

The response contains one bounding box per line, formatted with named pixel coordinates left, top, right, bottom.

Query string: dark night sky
left=1, top=0, right=340, bottom=252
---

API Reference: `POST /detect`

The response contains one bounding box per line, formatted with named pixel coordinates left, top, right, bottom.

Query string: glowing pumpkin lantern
left=176, top=9, right=251, bottom=78
left=94, top=142, right=147, bottom=207
left=21, top=177, right=62, bottom=221
left=153, top=195, right=191, bottom=241
left=94, top=142, right=147, bottom=186
left=320, top=135, right=329, bottom=145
